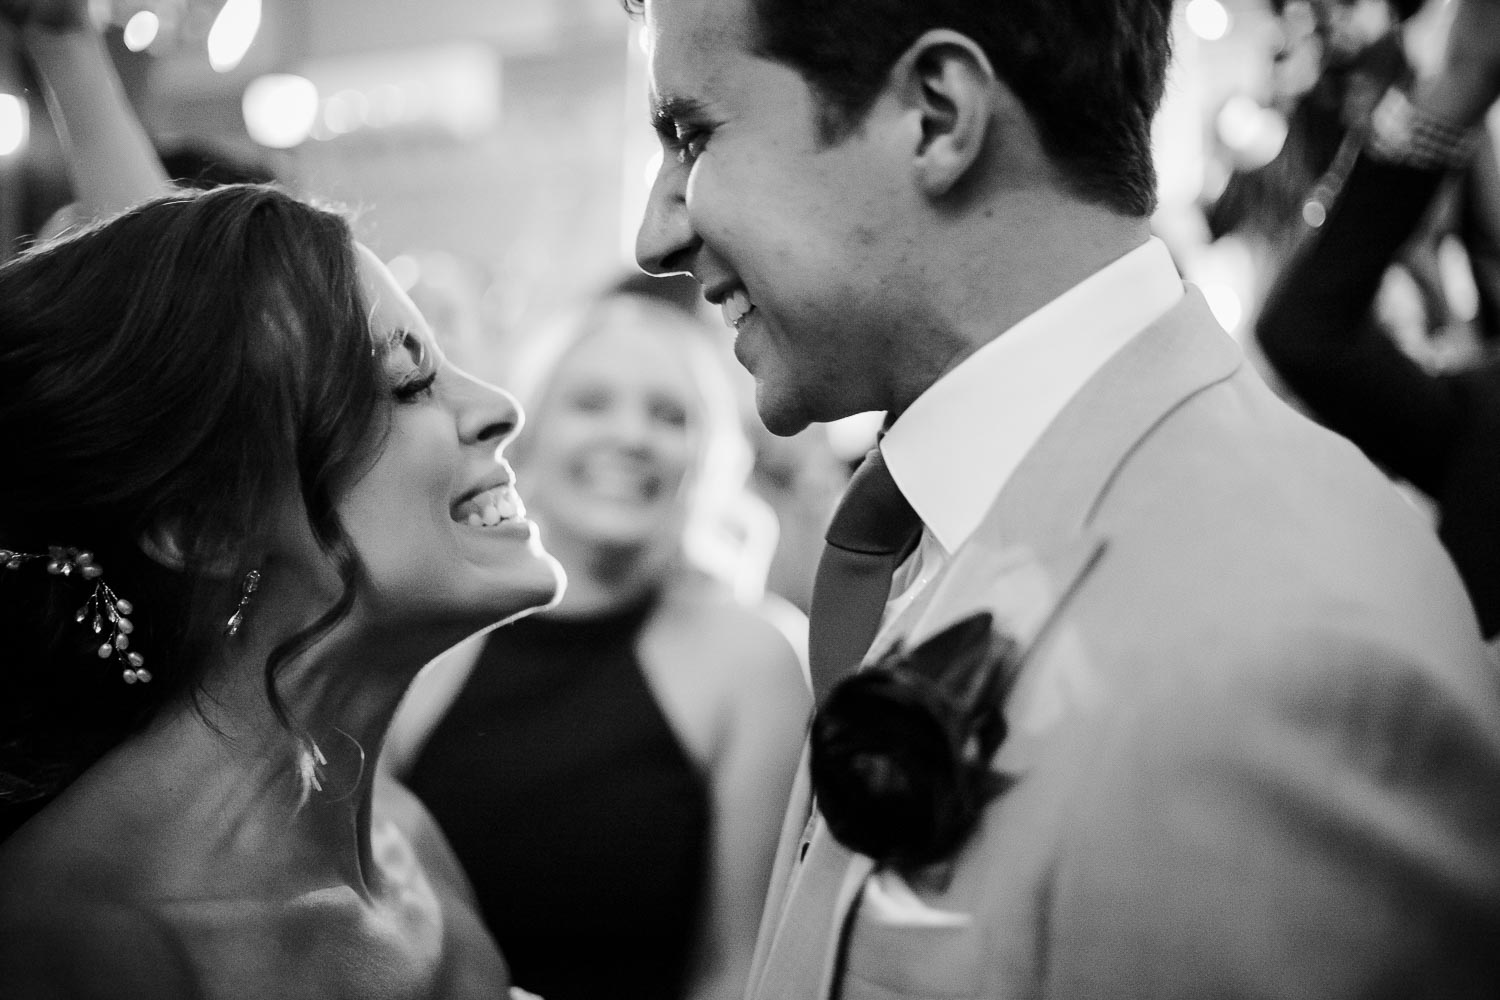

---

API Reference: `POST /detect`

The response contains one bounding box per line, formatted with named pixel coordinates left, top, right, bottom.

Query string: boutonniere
left=809, top=611, right=1021, bottom=870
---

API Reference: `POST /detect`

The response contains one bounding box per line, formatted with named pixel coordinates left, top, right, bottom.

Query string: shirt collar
left=880, top=237, right=1184, bottom=554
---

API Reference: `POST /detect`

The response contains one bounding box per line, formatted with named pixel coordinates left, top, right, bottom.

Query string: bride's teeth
left=456, top=484, right=527, bottom=528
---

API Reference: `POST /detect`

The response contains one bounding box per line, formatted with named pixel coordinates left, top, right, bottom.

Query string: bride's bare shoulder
left=0, top=767, right=504, bottom=999
left=372, top=771, right=479, bottom=909
left=0, top=793, right=189, bottom=995
left=0, top=853, right=197, bottom=999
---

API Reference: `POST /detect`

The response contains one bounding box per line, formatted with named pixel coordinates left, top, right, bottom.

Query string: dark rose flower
left=809, top=612, right=1020, bottom=869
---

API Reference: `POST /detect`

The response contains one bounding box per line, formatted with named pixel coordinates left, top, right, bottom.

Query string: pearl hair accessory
left=0, top=546, right=150, bottom=683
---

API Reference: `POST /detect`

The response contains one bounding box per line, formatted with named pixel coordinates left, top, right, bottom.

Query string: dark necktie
left=808, top=446, right=923, bottom=701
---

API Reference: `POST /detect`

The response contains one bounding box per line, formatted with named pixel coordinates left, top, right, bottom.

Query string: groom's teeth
left=493, top=492, right=520, bottom=519
left=721, top=289, right=752, bottom=330
left=467, top=512, right=484, bottom=527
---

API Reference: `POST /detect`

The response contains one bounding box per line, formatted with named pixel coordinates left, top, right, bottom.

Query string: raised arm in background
left=2, top=0, right=169, bottom=221
left=1256, top=0, right=1500, bottom=637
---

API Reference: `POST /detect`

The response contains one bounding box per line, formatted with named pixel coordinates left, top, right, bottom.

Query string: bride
left=0, top=144, right=561, bottom=1000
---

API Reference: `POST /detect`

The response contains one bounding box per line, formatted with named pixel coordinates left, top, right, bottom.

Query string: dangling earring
left=225, top=569, right=261, bottom=637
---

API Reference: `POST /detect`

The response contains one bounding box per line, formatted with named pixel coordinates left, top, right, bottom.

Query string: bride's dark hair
left=0, top=185, right=390, bottom=838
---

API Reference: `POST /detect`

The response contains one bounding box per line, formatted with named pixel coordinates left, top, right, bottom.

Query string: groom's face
left=635, top=0, right=913, bottom=437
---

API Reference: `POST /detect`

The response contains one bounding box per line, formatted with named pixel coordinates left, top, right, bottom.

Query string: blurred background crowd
left=2, top=0, right=1497, bottom=418
left=4, top=0, right=1497, bottom=456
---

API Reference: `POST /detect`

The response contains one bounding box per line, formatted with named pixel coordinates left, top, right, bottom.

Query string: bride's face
left=327, top=247, right=563, bottom=641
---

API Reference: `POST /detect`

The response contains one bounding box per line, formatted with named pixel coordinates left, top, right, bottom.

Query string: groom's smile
left=634, top=0, right=936, bottom=436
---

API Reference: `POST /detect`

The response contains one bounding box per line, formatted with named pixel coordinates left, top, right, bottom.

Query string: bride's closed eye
left=387, top=329, right=438, bottom=402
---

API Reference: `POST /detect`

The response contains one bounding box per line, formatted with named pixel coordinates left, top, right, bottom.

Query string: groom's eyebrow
left=650, top=95, right=709, bottom=138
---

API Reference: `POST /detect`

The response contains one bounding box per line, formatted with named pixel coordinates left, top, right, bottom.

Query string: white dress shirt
left=876, top=237, right=1184, bottom=629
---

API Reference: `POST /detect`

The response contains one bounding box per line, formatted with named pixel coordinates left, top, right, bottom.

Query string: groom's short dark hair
left=751, top=0, right=1174, bottom=218
left=622, top=0, right=1174, bottom=218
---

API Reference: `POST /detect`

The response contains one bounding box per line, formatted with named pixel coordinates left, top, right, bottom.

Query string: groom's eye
left=651, top=97, right=714, bottom=167
left=672, top=125, right=710, bottom=164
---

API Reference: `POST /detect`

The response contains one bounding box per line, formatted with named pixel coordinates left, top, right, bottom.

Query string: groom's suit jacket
left=748, top=290, right=1500, bottom=1000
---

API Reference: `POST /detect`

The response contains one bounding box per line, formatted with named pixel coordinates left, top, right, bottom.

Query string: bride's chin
left=543, top=559, right=568, bottom=606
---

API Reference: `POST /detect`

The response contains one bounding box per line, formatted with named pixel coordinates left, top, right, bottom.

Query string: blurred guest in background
left=1258, top=0, right=1500, bottom=639
left=605, top=270, right=849, bottom=625
left=0, top=0, right=166, bottom=231
left=595, top=271, right=787, bottom=610
left=1210, top=0, right=1500, bottom=344
left=386, top=286, right=809, bottom=1000
left=34, top=139, right=279, bottom=241
left=1207, top=0, right=1406, bottom=261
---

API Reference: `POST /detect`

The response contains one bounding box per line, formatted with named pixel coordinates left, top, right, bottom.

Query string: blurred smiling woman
left=0, top=186, right=562, bottom=999
left=388, top=289, right=810, bottom=1000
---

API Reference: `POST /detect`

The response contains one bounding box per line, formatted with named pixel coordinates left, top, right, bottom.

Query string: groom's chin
left=753, top=390, right=817, bottom=438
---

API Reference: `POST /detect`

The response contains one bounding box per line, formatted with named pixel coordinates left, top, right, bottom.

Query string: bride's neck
left=124, top=634, right=424, bottom=897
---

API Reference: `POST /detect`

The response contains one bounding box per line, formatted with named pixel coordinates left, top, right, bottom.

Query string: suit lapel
left=749, top=288, right=1243, bottom=1000
left=751, top=818, right=874, bottom=1000
left=747, top=741, right=814, bottom=999
left=752, top=537, right=1110, bottom=1000
left=881, top=532, right=1108, bottom=664
left=872, top=289, right=1240, bottom=663
left=986, top=287, right=1241, bottom=548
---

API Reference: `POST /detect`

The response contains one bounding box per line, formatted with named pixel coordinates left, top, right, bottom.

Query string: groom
left=627, top=0, right=1500, bottom=996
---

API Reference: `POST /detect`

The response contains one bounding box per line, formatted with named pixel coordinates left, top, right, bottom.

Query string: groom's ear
left=889, top=29, right=1034, bottom=198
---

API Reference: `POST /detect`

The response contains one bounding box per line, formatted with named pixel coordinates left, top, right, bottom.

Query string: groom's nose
left=636, top=158, right=698, bottom=277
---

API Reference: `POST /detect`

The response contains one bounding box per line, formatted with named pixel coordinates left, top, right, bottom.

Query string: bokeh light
left=1202, top=282, right=1245, bottom=334
left=208, top=0, right=263, bottom=73
left=242, top=73, right=319, bottom=149
left=0, top=94, right=28, bottom=157
left=122, top=11, right=160, bottom=53
left=1215, top=95, right=1288, bottom=169
left=1185, top=0, right=1232, bottom=41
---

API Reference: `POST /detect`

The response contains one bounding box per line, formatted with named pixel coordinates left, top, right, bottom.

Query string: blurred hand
left=1410, top=0, right=1500, bottom=125
left=1442, top=0, right=1500, bottom=110
left=0, top=0, right=94, bottom=32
